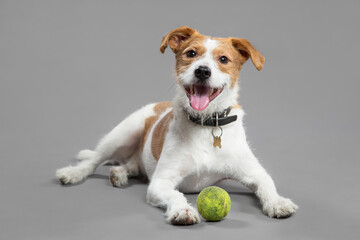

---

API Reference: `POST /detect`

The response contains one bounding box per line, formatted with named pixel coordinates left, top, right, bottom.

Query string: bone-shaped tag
left=213, top=136, right=222, bottom=149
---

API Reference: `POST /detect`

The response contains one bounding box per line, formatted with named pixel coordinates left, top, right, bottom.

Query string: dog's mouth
left=184, top=84, right=224, bottom=111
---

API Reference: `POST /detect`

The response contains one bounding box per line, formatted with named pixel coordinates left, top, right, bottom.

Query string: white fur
left=56, top=36, right=298, bottom=225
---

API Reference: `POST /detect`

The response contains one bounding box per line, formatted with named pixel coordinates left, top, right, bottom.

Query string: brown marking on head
left=163, top=34, right=264, bottom=87
left=229, top=38, right=265, bottom=71
left=174, top=34, right=208, bottom=79
left=151, top=110, right=174, bottom=161
left=160, top=27, right=265, bottom=104
left=160, top=26, right=198, bottom=54
left=160, top=26, right=206, bottom=81
left=141, top=102, right=172, bottom=151
left=210, top=37, right=265, bottom=87
left=211, top=38, right=244, bottom=87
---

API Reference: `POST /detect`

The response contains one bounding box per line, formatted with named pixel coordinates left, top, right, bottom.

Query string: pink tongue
left=190, top=85, right=210, bottom=111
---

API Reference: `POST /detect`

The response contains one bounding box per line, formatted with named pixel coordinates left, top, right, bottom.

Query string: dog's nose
left=194, top=66, right=211, bottom=81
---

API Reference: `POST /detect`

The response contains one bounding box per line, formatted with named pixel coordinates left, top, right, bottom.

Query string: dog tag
left=213, top=136, right=222, bottom=149
left=212, top=114, right=222, bottom=149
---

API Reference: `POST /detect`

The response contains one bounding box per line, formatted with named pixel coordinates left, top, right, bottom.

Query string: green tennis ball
left=196, top=186, right=231, bottom=221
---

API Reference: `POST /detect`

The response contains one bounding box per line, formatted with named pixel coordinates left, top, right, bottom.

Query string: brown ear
left=230, top=38, right=265, bottom=71
left=160, top=26, right=197, bottom=54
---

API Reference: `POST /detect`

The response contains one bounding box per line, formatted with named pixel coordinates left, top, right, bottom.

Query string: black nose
left=194, top=66, right=211, bottom=81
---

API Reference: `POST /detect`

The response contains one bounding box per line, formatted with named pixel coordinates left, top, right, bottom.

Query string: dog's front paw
left=167, top=206, right=201, bottom=225
left=56, top=166, right=87, bottom=185
left=262, top=197, right=298, bottom=218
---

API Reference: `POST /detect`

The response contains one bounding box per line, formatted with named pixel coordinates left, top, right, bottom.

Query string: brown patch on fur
left=141, top=102, right=172, bottom=151
left=160, top=27, right=265, bottom=96
left=160, top=26, right=198, bottom=54
left=175, top=34, right=207, bottom=78
left=154, top=101, right=172, bottom=114
left=233, top=104, right=242, bottom=109
left=230, top=38, right=265, bottom=71
left=211, top=38, right=244, bottom=87
left=211, top=37, right=265, bottom=87
left=151, top=110, right=174, bottom=161
left=141, top=116, right=158, bottom=150
left=169, top=34, right=264, bottom=88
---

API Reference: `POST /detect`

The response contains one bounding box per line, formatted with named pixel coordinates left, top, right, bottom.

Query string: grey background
left=1, top=0, right=359, bottom=239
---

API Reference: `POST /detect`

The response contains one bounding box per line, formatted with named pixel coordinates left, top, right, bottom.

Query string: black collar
left=187, top=107, right=237, bottom=127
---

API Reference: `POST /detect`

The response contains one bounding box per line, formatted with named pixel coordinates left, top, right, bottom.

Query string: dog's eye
left=186, top=50, right=197, bottom=58
left=219, top=56, right=229, bottom=64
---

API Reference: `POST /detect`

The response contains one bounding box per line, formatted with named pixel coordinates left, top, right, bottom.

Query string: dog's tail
left=76, top=149, right=96, bottom=161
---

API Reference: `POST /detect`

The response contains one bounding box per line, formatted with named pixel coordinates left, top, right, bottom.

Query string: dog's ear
left=160, top=26, right=197, bottom=54
left=230, top=38, right=265, bottom=71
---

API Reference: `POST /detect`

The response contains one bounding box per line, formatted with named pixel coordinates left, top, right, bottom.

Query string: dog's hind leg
left=56, top=104, right=155, bottom=185
left=109, top=154, right=141, bottom=187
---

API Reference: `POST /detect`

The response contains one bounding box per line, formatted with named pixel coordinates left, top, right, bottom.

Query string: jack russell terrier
left=56, top=26, right=298, bottom=225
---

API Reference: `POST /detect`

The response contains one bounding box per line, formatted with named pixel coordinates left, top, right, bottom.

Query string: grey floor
left=1, top=1, right=359, bottom=239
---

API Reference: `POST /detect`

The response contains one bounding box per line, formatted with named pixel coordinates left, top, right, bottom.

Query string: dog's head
left=160, top=26, right=265, bottom=116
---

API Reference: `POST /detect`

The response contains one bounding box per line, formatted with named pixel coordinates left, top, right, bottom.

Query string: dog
left=56, top=26, right=298, bottom=225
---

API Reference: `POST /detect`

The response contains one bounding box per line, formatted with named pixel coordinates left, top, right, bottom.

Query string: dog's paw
left=110, top=166, right=128, bottom=187
left=262, top=197, right=298, bottom=218
left=56, top=166, right=87, bottom=185
left=167, top=206, right=201, bottom=225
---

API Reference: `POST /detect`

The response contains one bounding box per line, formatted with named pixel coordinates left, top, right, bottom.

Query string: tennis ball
left=196, top=186, right=231, bottom=221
